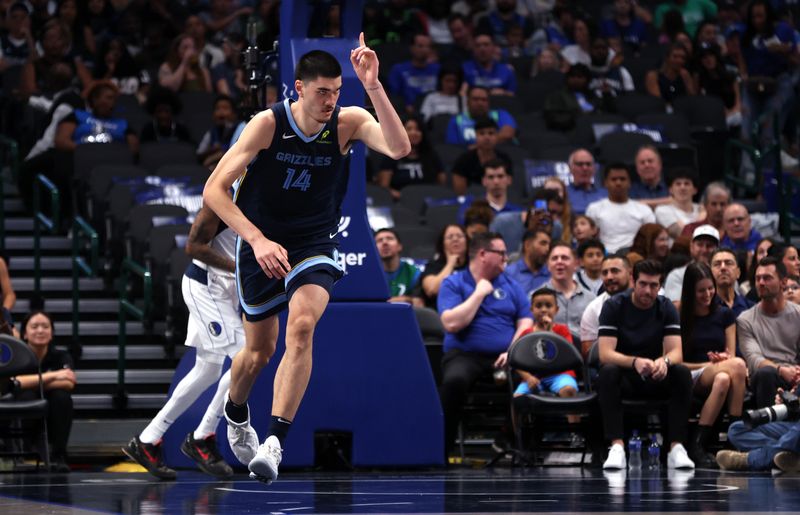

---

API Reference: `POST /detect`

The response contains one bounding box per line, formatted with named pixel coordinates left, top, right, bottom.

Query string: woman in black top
left=15, top=310, right=76, bottom=472
left=645, top=42, right=696, bottom=104
left=377, top=115, right=444, bottom=200
left=419, top=224, right=468, bottom=308
left=680, top=262, right=746, bottom=467
left=694, top=43, right=741, bottom=126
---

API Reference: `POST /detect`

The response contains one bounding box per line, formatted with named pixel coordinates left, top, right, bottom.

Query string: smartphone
left=534, top=200, right=548, bottom=212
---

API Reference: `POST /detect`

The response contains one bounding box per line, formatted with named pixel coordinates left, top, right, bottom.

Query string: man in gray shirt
left=738, top=256, right=800, bottom=408
left=538, top=243, right=596, bottom=343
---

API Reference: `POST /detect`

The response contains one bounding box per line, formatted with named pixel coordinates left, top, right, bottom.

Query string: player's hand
left=475, top=278, right=494, bottom=298
left=252, top=236, right=290, bottom=279
left=351, top=32, right=379, bottom=88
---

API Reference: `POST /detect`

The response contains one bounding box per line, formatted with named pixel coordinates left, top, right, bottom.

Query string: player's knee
left=244, top=347, right=273, bottom=371
left=286, top=314, right=316, bottom=348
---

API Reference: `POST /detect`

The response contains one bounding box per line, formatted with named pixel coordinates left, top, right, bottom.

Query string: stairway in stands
left=3, top=171, right=181, bottom=457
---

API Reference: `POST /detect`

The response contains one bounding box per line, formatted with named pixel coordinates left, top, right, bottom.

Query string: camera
left=743, top=389, right=800, bottom=428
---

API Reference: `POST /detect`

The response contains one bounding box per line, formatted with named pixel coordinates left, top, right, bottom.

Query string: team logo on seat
left=208, top=322, right=222, bottom=337
left=534, top=338, right=558, bottom=362
left=0, top=343, right=11, bottom=366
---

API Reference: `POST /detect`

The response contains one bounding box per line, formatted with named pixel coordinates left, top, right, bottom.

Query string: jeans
left=728, top=420, right=800, bottom=470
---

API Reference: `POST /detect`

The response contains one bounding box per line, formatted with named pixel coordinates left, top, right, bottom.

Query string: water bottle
left=647, top=434, right=661, bottom=470
left=628, top=430, right=642, bottom=469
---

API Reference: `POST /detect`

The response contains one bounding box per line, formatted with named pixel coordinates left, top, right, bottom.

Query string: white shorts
left=182, top=263, right=245, bottom=365
left=691, top=367, right=707, bottom=386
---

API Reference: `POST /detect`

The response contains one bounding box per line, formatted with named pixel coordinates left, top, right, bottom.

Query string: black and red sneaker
left=181, top=433, right=234, bottom=478
left=122, top=436, right=177, bottom=480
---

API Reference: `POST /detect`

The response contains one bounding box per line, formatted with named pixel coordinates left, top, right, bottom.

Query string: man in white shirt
left=585, top=162, right=655, bottom=253
left=580, top=254, right=632, bottom=359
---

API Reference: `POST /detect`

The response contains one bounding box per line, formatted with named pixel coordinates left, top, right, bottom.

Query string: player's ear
left=295, top=79, right=304, bottom=98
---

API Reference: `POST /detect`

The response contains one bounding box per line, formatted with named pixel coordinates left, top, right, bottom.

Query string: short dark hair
left=548, top=241, right=576, bottom=259
left=145, top=86, right=182, bottom=115
left=214, top=94, right=235, bottom=110
left=469, top=231, right=503, bottom=258
left=603, top=162, right=631, bottom=180
left=577, top=238, right=605, bottom=258
left=756, top=256, right=787, bottom=279
left=295, top=50, right=342, bottom=82
left=710, top=247, right=738, bottom=264
left=603, top=253, right=631, bottom=269
left=374, top=228, right=399, bottom=241
left=473, top=115, right=498, bottom=132
left=666, top=167, right=698, bottom=187
left=522, top=228, right=551, bottom=244
left=531, top=286, right=557, bottom=303
left=633, top=259, right=663, bottom=282
left=483, top=158, right=510, bottom=176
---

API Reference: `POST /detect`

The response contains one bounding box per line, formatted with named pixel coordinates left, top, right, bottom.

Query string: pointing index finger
left=359, top=31, right=365, bottom=47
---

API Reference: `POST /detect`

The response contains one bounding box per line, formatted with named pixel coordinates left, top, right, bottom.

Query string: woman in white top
left=655, top=168, right=705, bottom=239
left=419, top=66, right=465, bottom=123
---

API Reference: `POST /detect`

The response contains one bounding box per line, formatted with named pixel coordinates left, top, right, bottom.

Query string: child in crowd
left=576, top=239, right=605, bottom=295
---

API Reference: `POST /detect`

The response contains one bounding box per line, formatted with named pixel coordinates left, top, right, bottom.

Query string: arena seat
left=614, top=93, right=666, bottom=121
left=139, top=141, right=197, bottom=170
left=597, top=131, right=655, bottom=165
left=636, top=112, right=692, bottom=145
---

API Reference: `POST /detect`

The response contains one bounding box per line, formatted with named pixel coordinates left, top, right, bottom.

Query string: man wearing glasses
left=566, top=148, right=607, bottom=215
left=437, top=231, right=533, bottom=459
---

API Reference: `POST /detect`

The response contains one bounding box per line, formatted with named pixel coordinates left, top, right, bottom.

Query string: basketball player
left=123, top=205, right=243, bottom=479
left=203, top=33, right=410, bottom=483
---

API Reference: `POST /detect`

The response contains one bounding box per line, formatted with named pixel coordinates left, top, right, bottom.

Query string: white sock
left=194, top=369, right=231, bottom=440
left=139, top=358, right=223, bottom=444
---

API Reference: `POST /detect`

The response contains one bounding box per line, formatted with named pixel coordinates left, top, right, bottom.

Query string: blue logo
left=0, top=343, right=12, bottom=367
left=208, top=322, right=222, bottom=337
left=492, top=288, right=507, bottom=300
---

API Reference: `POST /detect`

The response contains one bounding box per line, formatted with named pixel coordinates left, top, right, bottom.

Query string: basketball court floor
left=0, top=467, right=798, bottom=514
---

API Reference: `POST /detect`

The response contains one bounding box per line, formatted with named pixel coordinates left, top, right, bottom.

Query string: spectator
left=445, top=86, right=517, bottom=147
left=441, top=14, right=475, bottom=66
left=374, top=228, right=422, bottom=306
left=630, top=145, right=671, bottom=209
left=738, top=256, right=800, bottom=408
left=462, top=33, right=517, bottom=95
left=438, top=231, right=533, bottom=457
left=476, top=0, right=535, bottom=48
left=212, top=33, right=247, bottom=102
left=80, top=37, right=147, bottom=99
left=0, top=255, right=17, bottom=338
left=576, top=239, right=605, bottom=295
left=55, top=0, right=93, bottom=59
left=580, top=253, right=632, bottom=359
left=694, top=42, right=741, bottom=128
left=464, top=200, right=494, bottom=238
left=785, top=275, right=800, bottom=304
left=450, top=116, right=513, bottom=194
left=767, top=242, right=800, bottom=278
left=680, top=262, right=746, bottom=467
left=388, top=33, right=440, bottom=113
left=587, top=36, right=635, bottom=100
left=419, top=66, right=465, bottom=123
left=184, top=15, right=225, bottom=70
left=710, top=247, right=755, bottom=317
left=600, top=0, right=652, bottom=54
left=419, top=0, right=453, bottom=45
left=15, top=310, right=76, bottom=472
left=377, top=116, right=445, bottom=200
left=721, top=203, right=762, bottom=254
left=140, top=86, right=193, bottom=144
left=457, top=159, right=523, bottom=224
left=543, top=63, right=606, bottom=131
left=158, top=34, right=212, bottom=93
left=742, top=237, right=780, bottom=299
left=199, top=0, right=252, bottom=38
left=560, top=17, right=594, bottom=67
left=529, top=4, right=574, bottom=53
left=196, top=95, right=238, bottom=170
left=681, top=181, right=732, bottom=239
left=654, top=0, right=718, bottom=38
left=628, top=223, right=671, bottom=264
left=664, top=224, right=720, bottom=308
left=539, top=243, right=597, bottom=343
left=566, top=148, right=607, bottom=215
left=531, top=47, right=563, bottom=77
left=20, top=20, right=77, bottom=98
left=542, top=176, right=573, bottom=244
left=586, top=163, right=656, bottom=253
left=0, top=1, right=35, bottom=71
left=506, top=229, right=552, bottom=299
left=420, top=224, right=469, bottom=309
left=491, top=189, right=565, bottom=253
left=645, top=42, right=697, bottom=104
left=501, top=23, right=528, bottom=60
left=513, top=287, right=581, bottom=425
left=655, top=168, right=705, bottom=240
left=572, top=214, right=599, bottom=247
left=597, top=259, right=695, bottom=470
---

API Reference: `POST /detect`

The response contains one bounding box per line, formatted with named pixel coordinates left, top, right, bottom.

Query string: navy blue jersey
left=235, top=98, right=349, bottom=245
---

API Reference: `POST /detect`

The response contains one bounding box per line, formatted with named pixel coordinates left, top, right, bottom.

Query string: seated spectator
left=681, top=181, right=732, bottom=240
left=0, top=2, right=35, bottom=71
left=491, top=189, right=564, bottom=254
left=587, top=35, right=634, bottom=100
left=738, top=257, right=800, bottom=408
left=645, top=42, right=696, bottom=104
left=184, top=15, right=224, bottom=70
left=418, top=1, right=452, bottom=45
left=506, top=229, right=551, bottom=299
left=199, top=0, right=251, bottom=37
left=438, top=231, right=532, bottom=457
left=513, top=287, right=581, bottom=424
left=543, top=64, right=607, bottom=131
left=374, top=229, right=422, bottom=306
left=630, top=145, right=671, bottom=209
left=388, top=33, right=440, bottom=113
left=717, top=390, right=800, bottom=472
left=721, top=203, right=762, bottom=254
left=586, top=163, right=656, bottom=253
left=539, top=243, right=596, bottom=342
left=742, top=237, right=780, bottom=299
left=463, top=200, right=494, bottom=238
left=476, top=0, right=535, bottom=48
left=457, top=159, right=523, bottom=224
left=0, top=255, right=17, bottom=338
left=450, top=116, right=513, bottom=194
left=628, top=223, right=671, bottom=264
left=14, top=310, right=76, bottom=472
left=440, top=13, right=475, bottom=66
left=158, top=34, right=212, bottom=93
left=560, top=17, right=593, bottom=67
left=664, top=224, right=720, bottom=308
left=196, top=95, right=238, bottom=170
left=79, top=37, right=146, bottom=100
left=576, top=239, right=605, bottom=295
left=572, top=214, right=599, bottom=248
left=529, top=5, right=574, bottom=54
left=600, top=0, right=651, bottom=54
left=140, top=86, right=193, bottom=144
left=785, top=275, right=800, bottom=304
left=20, top=20, right=77, bottom=98
left=377, top=116, right=445, bottom=200
left=462, top=33, right=517, bottom=96
left=445, top=86, right=517, bottom=147
left=501, top=23, right=529, bottom=60
left=530, top=47, right=563, bottom=77
left=419, top=66, right=465, bottom=123
left=680, top=262, right=746, bottom=467
left=580, top=253, right=632, bottom=359
left=767, top=242, right=800, bottom=279
left=420, top=224, right=469, bottom=309
left=212, top=33, right=247, bottom=102
left=597, top=259, right=695, bottom=470
left=654, top=0, right=718, bottom=39
left=655, top=168, right=705, bottom=239
left=542, top=176, right=573, bottom=243
left=711, top=248, right=755, bottom=317
left=694, top=42, right=741, bottom=128
left=566, top=148, right=607, bottom=215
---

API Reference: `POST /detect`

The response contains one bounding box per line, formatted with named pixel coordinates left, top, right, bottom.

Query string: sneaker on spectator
left=248, top=435, right=282, bottom=483
left=603, top=443, right=626, bottom=469
left=774, top=451, right=800, bottom=473
left=716, top=449, right=749, bottom=471
left=122, top=436, right=176, bottom=480
left=181, top=433, right=233, bottom=478
left=667, top=443, right=695, bottom=469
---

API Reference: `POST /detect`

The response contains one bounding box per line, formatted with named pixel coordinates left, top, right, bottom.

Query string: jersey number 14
left=282, top=168, right=311, bottom=192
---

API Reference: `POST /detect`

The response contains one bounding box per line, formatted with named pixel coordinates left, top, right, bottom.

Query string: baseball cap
left=692, top=224, right=720, bottom=243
